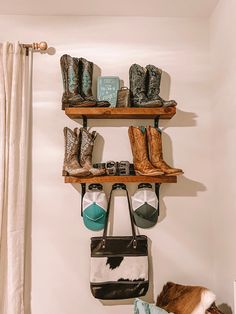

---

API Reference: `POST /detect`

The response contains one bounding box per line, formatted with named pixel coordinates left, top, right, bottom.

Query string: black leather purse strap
left=102, top=183, right=137, bottom=248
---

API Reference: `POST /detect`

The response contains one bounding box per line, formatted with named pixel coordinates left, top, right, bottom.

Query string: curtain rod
left=22, top=41, right=48, bottom=55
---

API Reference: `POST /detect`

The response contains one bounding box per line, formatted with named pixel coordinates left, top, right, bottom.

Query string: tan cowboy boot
left=146, top=126, right=183, bottom=176
left=128, top=126, right=164, bottom=176
left=77, top=128, right=106, bottom=176
left=62, top=127, right=90, bottom=177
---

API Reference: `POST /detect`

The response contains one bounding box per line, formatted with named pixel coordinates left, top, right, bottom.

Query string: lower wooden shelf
left=64, top=175, right=177, bottom=184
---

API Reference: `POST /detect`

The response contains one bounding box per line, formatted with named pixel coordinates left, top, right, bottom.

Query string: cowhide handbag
left=90, top=183, right=149, bottom=300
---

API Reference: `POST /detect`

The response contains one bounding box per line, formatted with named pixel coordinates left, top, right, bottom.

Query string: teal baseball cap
left=82, top=184, right=108, bottom=231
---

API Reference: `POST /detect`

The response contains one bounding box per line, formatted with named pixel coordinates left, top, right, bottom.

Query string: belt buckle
left=118, top=161, right=130, bottom=176
left=105, top=161, right=117, bottom=175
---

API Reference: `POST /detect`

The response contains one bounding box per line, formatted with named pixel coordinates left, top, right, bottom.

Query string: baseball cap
left=132, top=183, right=158, bottom=228
left=83, top=184, right=108, bottom=231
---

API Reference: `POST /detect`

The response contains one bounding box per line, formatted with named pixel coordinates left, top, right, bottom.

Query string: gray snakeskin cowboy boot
left=77, top=128, right=106, bottom=176
left=62, top=127, right=91, bottom=177
left=79, top=57, right=110, bottom=107
left=146, top=64, right=177, bottom=107
left=129, top=64, right=163, bottom=107
left=60, top=54, right=84, bottom=109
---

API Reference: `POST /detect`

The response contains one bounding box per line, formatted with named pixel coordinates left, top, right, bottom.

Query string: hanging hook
left=82, top=115, right=87, bottom=129
left=154, top=116, right=160, bottom=128
left=81, top=183, right=86, bottom=217
left=155, top=183, right=160, bottom=218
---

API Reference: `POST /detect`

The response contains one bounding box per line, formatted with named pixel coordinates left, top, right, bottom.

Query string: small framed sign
left=97, top=76, right=120, bottom=107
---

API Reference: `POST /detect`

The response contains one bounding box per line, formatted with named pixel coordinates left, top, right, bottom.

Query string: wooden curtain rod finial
left=23, top=41, right=48, bottom=51
left=33, top=41, right=48, bottom=51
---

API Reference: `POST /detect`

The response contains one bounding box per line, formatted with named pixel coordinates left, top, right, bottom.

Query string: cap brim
left=133, top=210, right=158, bottom=228
left=83, top=214, right=106, bottom=231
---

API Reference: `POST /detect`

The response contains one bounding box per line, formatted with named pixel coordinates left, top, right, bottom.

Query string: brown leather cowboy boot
left=77, top=128, right=106, bottom=176
left=60, top=55, right=85, bottom=109
left=79, top=57, right=110, bottom=107
left=128, top=126, right=164, bottom=176
left=62, top=127, right=91, bottom=177
left=146, top=126, right=183, bottom=176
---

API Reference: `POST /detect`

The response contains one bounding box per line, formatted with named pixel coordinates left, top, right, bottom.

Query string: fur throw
left=156, top=282, right=217, bottom=314
left=206, top=303, right=223, bottom=314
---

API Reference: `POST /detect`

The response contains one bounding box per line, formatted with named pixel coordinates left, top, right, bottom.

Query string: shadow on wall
left=38, top=46, right=56, bottom=56
left=157, top=176, right=206, bottom=223
left=73, top=108, right=197, bottom=129
left=164, top=109, right=198, bottom=128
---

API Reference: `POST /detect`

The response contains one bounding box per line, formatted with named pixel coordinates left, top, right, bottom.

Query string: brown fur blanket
left=156, top=282, right=221, bottom=314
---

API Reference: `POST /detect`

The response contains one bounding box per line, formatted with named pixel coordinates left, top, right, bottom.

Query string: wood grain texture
left=64, top=175, right=177, bottom=184
left=64, top=107, right=176, bottom=119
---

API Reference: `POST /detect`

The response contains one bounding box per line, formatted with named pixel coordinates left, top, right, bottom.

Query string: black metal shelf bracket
left=154, top=116, right=160, bottom=128
left=82, top=115, right=87, bottom=129
left=155, top=183, right=160, bottom=218
left=80, top=183, right=86, bottom=217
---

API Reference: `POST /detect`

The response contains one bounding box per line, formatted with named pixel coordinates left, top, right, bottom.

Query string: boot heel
left=62, top=170, right=69, bottom=176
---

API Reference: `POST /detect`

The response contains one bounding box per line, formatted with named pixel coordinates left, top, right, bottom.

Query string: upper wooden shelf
left=64, top=106, right=176, bottom=120
left=64, top=175, right=177, bottom=184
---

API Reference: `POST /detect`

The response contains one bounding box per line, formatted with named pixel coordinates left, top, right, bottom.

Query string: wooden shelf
left=64, top=175, right=177, bottom=184
left=65, top=107, right=176, bottom=120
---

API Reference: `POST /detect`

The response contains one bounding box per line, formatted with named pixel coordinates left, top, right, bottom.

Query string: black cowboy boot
left=146, top=64, right=177, bottom=107
left=129, top=64, right=163, bottom=107
left=60, top=54, right=84, bottom=109
left=79, top=57, right=110, bottom=107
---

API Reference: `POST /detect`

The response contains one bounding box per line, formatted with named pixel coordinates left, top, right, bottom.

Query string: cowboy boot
left=146, top=64, right=177, bottom=107
left=79, top=57, right=110, bottom=107
left=77, top=128, right=106, bottom=176
left=60, top=54, right=84, bottom=109
left=62, top=127, right=91, bottom=177
left=146, top=126, right=183, bottom=176
left=129, top=64, right=163, bottom=107
left=128, top=126, right=164, bottom=176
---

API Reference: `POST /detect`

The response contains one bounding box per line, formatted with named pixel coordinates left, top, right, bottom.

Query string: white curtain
left=0, top=42, right=32, bottom=314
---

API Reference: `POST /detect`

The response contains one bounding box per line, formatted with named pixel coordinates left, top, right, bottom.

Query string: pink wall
left=0, top=16, right=215, bottom=314
left=210, top=0, right=236, bottom=310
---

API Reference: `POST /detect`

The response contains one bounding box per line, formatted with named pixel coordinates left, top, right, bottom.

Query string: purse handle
left=102, top=183, right=137, bottom=249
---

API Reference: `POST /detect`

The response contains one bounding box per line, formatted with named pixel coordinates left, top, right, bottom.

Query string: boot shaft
left=79, top=128, right=97, bottom=167
left=63, top=127, right=80, bottom=163
left=60, top=54, right=80, bottom=95
left=128, top=126, right=150, bottom=163
left=129, top=64, right=148, bottom=104
left=79, top=57, right=94, bottom=99
left=146, top=64, right=162, bottom=98
left=146, top=126, right=163, bottom=162
left=78, top=128, right=105, bottom=176
left=146, top=126, right=183, bottom=175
